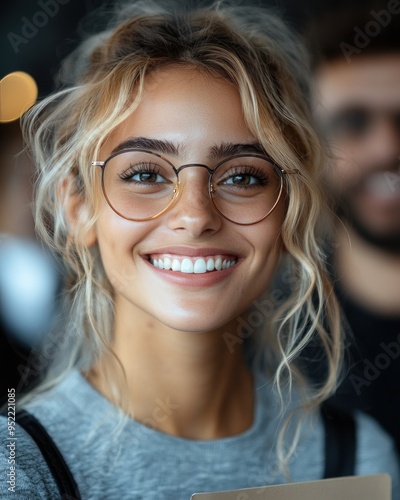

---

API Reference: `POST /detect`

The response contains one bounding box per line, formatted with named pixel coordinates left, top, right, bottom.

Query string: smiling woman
left=1, top=1, right=399, bottom=499
left=89, top=68, right=287, bottom=333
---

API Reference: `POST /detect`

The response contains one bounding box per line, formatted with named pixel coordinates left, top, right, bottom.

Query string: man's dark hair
left=304, top=1, right=400, bottom=68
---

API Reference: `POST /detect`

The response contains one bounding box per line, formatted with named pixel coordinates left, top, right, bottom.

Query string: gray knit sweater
left=1, top=370, right=399, bottom=499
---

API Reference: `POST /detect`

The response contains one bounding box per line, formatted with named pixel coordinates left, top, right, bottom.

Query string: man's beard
left=336, top=199, right=400, bottom=254
left=328, top=157, right=400, bottom=254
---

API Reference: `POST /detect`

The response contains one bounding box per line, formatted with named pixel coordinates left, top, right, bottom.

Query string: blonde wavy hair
left=22, top=0, right=342, bottom=475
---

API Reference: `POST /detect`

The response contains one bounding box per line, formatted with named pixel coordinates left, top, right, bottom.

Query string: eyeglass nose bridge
left=173, top=163, right=217, bottom=203
left=175, top=163, right=214, bottom=176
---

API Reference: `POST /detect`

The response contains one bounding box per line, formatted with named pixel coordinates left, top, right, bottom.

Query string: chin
left=164, top=317, right=227, bottom=334
left=153, top=307, right=234, bottom=334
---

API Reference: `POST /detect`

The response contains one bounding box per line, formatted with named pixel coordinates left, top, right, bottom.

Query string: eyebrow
left=208, top=142, right=266, bottom=159
left=110, top=137, right=267, bottom=159
left=111, top=137, right=179, bottom=156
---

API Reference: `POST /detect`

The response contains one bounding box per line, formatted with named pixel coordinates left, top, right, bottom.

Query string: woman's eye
left=131, top=171, right=165, bottom=183
left=119, top=164, right=169, bottom=183
left=223, top=173, right=262, bottom=186
left=222, top=172, right=267, bottom=187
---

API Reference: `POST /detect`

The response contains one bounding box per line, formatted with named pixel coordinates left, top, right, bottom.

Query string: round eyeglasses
left=92, top=149, right=288, bottom=225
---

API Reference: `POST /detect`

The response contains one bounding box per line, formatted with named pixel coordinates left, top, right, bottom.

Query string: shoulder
left=0, top=415, right=59, bottom=498
left=354, top=411, right=400, bottom=494
left=2, top=371, right=123, bottom=497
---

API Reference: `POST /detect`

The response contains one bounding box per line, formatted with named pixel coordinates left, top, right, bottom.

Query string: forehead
left=102, top=66, right=255, bottom=158
left=313, top=53, right=400, bottom=110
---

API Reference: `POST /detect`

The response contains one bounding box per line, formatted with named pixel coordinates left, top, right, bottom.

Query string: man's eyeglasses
left=92, top=149, right=289, bottom=225
left=321, top=106, right=400, bottom=140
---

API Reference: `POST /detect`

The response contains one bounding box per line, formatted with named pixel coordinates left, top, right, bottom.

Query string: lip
left=364, top=172, right=400, bottom=201
left=141, top=246, right=242, bottom=287
left=358, top=184, right=400, bottom=208
left=143, top=246, right=241, bottom=258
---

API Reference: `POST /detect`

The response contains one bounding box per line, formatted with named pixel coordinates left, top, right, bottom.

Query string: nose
left=165, top=168, right=222, bottom=237
left=361, top=117, right=400, bottom=168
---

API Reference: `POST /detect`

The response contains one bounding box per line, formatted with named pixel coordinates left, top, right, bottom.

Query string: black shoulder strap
left=15, top=409, right=81, bottom=500
left=321, top=403, right=357, bottom=478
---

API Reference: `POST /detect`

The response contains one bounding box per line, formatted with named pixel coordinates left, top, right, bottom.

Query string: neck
left=334, top=224, right=400, bottom=316
left=87, top=298, right=254, bottom=440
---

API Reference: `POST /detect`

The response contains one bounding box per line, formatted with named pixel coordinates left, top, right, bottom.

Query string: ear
left=59, top=176, right=97, bottom=248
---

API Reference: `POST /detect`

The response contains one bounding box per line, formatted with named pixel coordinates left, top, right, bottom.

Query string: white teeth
left=194, top=258, right=207, bottom=274
left=172, top=258, right=181, bottom=271
left=181, top=258, right=194, bottom=273
left=150, top=255, right=236, bottom=273
left=206, top=258, right=214, bottom=271
left=366, top=172, right=400, bottom=198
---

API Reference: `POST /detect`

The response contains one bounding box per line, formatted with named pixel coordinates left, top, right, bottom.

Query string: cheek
left=329, top=137, right=374, bottom=184
left=327, top=153, right=364, bottom=192
left=94, top=209, right=151, bottom=270
left=245, top=213, right=284, bottom=272
left=258, top=234, right=283, bottom=274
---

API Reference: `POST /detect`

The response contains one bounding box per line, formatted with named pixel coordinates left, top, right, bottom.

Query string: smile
left=148, top=254, right=238, bottom=274
left=365, top=171, right=400, bottom=200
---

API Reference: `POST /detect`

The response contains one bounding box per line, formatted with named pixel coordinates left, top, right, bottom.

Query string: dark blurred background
left=1, top=0, right=345, bottom=97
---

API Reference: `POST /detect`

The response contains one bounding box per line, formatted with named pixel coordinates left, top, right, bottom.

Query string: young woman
left=1, top=2, right=399, bottom=498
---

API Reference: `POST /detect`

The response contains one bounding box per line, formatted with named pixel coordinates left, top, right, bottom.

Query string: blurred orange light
left=0, top=71, right=38, bottom=123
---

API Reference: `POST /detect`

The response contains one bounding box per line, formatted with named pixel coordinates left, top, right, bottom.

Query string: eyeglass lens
left=101, top=151, right=283, bottom=224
